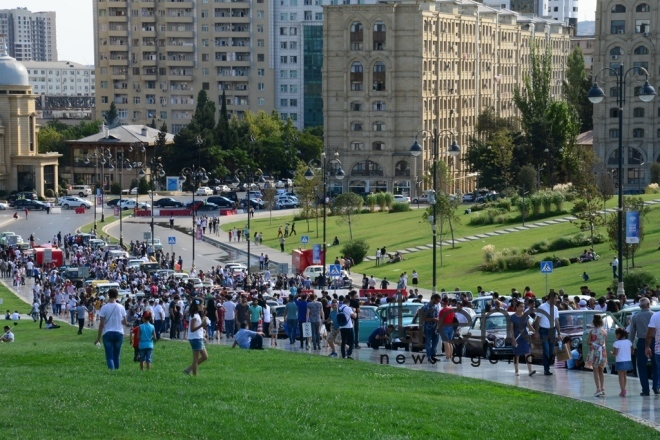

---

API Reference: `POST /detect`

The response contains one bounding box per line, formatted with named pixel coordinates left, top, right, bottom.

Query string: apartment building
left=324, top=0, right=570, bottom=197
left=570, top=35, right=593, bottom=72
left=592, top=1, right=657, bottom=193
left=93, top=0, right=275, bottom=133
left=22, top=61, right=95, bottom=96
left=0, top=8, right=57, bottom=61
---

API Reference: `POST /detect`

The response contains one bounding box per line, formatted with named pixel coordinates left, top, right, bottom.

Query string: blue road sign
left=168, top=236, right=176, bottom=245
left=300, top=235, right=309, bottom=244
left=329, top=264, right=342, bottom=277
left=540, top=261, right=553, bottom=274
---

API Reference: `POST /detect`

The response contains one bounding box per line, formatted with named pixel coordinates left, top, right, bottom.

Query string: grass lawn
left=222, top=196, right=660, bottom=295
left=78, top=211, right=133, bottom=244
left=0, top=286, right=656, bottom=439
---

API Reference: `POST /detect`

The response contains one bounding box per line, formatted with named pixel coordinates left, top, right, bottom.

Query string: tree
left=105, top=102, right=119, bottom=127
left=420, top=161, right=461, bottom=250
left=261, top=187, right=278, bottom=225
left=293, top=162, right=321, bottom=232
left=650, top=162, right=660, bottom=184
left=332, top=192, right=363, bottom=241
left=517, top=165, right=538, bottom=194
left=605, top=196, right=650, bottom=267
left=571, top=149, right=606, bottom=245
left=563, top=46, right=593, bottom=132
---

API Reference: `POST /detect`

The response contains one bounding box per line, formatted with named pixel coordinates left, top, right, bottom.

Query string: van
left=68, top=185, right=93, bottom=197
left=95, top=282, right=120, bottom=296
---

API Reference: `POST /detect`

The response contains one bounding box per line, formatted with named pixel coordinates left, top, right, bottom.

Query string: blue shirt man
left=232, top=323, right=264, bottom=350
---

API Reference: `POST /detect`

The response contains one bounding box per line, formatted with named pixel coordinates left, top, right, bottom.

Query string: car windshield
left=383, top=304, right=422, bottom=320
left=484, top=315, right=508, bottom=331
left=559, top=313, right=588, bottom=330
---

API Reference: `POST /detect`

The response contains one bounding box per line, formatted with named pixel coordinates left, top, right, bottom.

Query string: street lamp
left=141, top=156, right=166, bottom=254
left=588, top=64, right=656, bottom=296
left=304, top=151, right=345, bottom=288
left=409, top=128, right=460, bottom=295
left=232, top=167, right=265, bottom=281
left=108, top=149, right=133, bottom=248
left=180, top=165, right=209, bottom=271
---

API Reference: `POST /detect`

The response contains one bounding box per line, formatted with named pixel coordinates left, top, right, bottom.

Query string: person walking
left=611, top=256, right=619, bottom=279
left=509, top=301, right=536, bottom=376
left=285, top=295, right=298, bottom=345
left=307, top=294, right=324, bottom=350
left=295, top=294, right=309, bottom=349
left=420, top=293, right=441, bottom=362
left=279, top=236, right=285, bottom=252
left=223, top=296, right=236, bottom=339
left=138, top=311, right=156, bottom=371
left=248, top=298, right=262, bottom=332
left=629, top=297, right=657, bottom=396
left=586, top=314, right=608, bottom=397
left=349, top=290, right=361, bottom=349
left=644, top=308, right=660, bottom=395
left=612, top=328, right=633, bottom=397
left=95, top=288, right=128, bottom=370
left=76, top=301, right=86, bottom=335
left=339, top=296, right=356, bottom=359
left=183, top=299, right=209, bottom=376
left=534, top=292, right=561, bottom=376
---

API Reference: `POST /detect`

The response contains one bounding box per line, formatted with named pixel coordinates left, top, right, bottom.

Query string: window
left=350, top=62, right=363, bottom=91
left=611, top=5, right=626, bottom=13
left=657, top=128, right=660, bottom=138
left=257, top=25, right=264, bottom=33
left=635, top=20, right=650, bottom=33
left=351, top=122, right=363, bottom=131
left=610, top=46, right=622, bottom=58
left=373, top=121, right=385, bottom=132
left=280, top=13, right=288, bottom=21
left=258, top=54, right=264, bottom=62
left=634, top=61, right=649, bottom=74
left=258, top=98, right=265, bottom=106
left=373, top=61, right=386, bottom=91
left=280, top=70, right=287, bottom=78
left=133, top=96, right=141, bottom=104
left=351, top=141, right=364, bottom=151
left=280, top=99, right=288, bottom=107
left=290, top=113, right=298, bottom=121
left=201, top=25, right=208, bottom=32
left=202, top=54, right=209, bottom=61
left=280, top=85, right=288, bottom=92
left=373, top=22, right=386, bottom=50
left=290, top=27, right=297, bottom=36
left=351, top=102, right=363, bottom=111
left=257, top=11, right=264, bottom=18
left=610, top=62, right=621, bottom=75
left=609, top=108, right=620, bottom=118
left=280, top=27, right=287, bottom=36
left=633, top=107, right=645, bottom=118
left=290, top=42, right=297, bottom=50
left=280, top=56, right=288, bottom=64
left=304, top=11, right=312, bottom=20
left=290, top=70, right=297, bottom=78
left=350, top=22, right=363, bottom=50
left=610, top=87, right=619, bottom=97
left=373, top=101, right=386, bottom=111
left=609, top=129, right=619, bottom=138
left=101, top=96, right=108, bottom=104
left=315, top=13, right=322, bottom=20
left=160, top=111, right=167, bottom=119
left=258, top=68, right=265, bottom=76
left=634, top=45, right=649, bottom=55
left=280, top=41, right=287, bottom=49
left=633, top=128, right=645, bottom=138
left=258, top=39, right=265, bottom=47
left=258, top=83, right=265, bottom=91
left=372, top=141, right=385, bottom=151
left=611, top=20, right=625, bottom=34
left=290, top=85, right=298, bottom=93
left=290, top=99, right=297, bottom=107
left=636, top=3, right=650, bottom=12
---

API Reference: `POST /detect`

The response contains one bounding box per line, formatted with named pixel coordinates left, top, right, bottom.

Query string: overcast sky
left=0, top=0, right=597, bottom=65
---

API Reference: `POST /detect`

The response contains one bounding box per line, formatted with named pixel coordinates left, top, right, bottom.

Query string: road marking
left=181, top=248, right=187, bottom=251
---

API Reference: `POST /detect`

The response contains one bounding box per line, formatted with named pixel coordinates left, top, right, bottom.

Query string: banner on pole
left=626, top=211, right=640, bottom=244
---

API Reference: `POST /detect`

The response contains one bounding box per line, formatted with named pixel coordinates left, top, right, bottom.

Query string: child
left=612, top=327, right=633, bottom=397
left=270, top=317, right=278, bottom=347
left=130, top=320, right=140, bottom=362
left=138, top=311, right=156, bottom=371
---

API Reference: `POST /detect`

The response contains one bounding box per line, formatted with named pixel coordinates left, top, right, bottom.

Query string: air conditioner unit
left=611, top=55, right=618, bottom=60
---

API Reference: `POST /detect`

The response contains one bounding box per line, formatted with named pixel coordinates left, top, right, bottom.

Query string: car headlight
left=571, top=337, right=581, bottom=348
left=495, top=338, right=505, bottom=348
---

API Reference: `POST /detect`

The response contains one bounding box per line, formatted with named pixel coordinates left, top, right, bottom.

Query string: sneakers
left=329, top=352, right=338, bottom=357
left=594, top=389, right=604, bottom=397
left=346, top=356, right=354, bottom=360
left=183, top=368, right=191, bottom=376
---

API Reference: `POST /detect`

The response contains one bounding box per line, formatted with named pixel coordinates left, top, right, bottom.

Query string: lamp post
left=140, top=155, right=166, bottom=253
left=232, top=167, right=265, bottom=280
left=409, top=128, right=460, bottom=294
left=108, top=148, right=133, bottom=248
left=588, top=64, right=656, bottom=296
left=304, top=151, right=345, bottom=288
left=180, top=165, right=209, bottom=271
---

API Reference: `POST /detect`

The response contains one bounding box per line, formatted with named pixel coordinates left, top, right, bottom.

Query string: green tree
left=605, top=196, right=650, bottom=267
left=517, top=165, right=538, bottom=194
left=105, top=101, right=119, bottom=127
left=138, top=176, right=149, bottom=195
left=332, top=192, right=363, bottom=241
left=261, top=187, right=278, bottom=225
left=571, top=149, right=605, bottom=245
left=563, top=46, right=593, bottom=132
left=293, top=161, right=320, bottom=232
left=421, top=161, right=461, bottom=249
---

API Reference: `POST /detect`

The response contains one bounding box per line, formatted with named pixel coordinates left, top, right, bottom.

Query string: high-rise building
left=591, top=1, right=656, bottom=193
left=93, top=0, right=275, bottom=133
left=482, top=0, right=577, bottom=27
left=324, top=0, right=570, bottom=197
left=0, top=8, right=57, bottom=61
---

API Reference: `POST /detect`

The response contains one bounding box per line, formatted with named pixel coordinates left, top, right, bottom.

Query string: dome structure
left=0, top=42, right=29, bottom=87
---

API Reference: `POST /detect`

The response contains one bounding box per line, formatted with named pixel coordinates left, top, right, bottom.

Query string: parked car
left=412, top=194, right=429, bottom=204
left=394, top=195, right=411, bottom=203
left=196, top=186, right=213, bottom=196
left=462, top=193, right=475, bottom=203
left=558, top=310, right=622, bottom=366
left=13, top=199, right=48, bottom=210
left=106, top=198, right=121, bottom=207
left=275, top=198, right=299, bottom=210
left=119, top=199, right=150, bottom=210
left=206, top=196, right=236, bottom=208
left=195, top=202, right=220, bottom=212
left=153, top=197, right=185, bottom=208
left=58, top=196, right=92, bottom=210
left=461, top=312, right=535, bottom=361
left=7, top=191, right=37, bottom=206
left=0, top=202, right=8, bottom=210
left=67, top=185, right=93, bottom=197
left=221, top=191, right=239, bottom=203
left=357, top=306, right=383, bottom=342
left=213, top=185, right=231, bottom=194
left=239, top=198, right=265, bottom=209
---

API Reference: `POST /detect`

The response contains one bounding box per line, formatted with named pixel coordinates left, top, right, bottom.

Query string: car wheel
left=461, top=343, right=468, bottom=358
left=485, top=345, right=492, bottom=360
left=63, top=204, right=70, bottom=209
left=79, top=192, right=85, bottom=197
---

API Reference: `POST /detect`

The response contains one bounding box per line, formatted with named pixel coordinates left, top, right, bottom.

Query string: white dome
left=0, top=44, right=29, bottom=87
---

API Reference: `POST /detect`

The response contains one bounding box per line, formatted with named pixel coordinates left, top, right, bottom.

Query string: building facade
left=22, top=61, right=95, bottom=97
left=93, top=0, right=275, bottom=133
left=570, top=35, right=593, bottom=72
left=592, top=0, right=657, bottom=193
left=0, top=45, right=61, bottom=196
left=0, top=8, right=57, bottom=61
left=324, top=0, right=570, bottom=198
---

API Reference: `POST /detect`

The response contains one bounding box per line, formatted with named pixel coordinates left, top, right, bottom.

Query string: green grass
left=78, top=211, right=132, bottom=244
left=223, top=196, right=660, bottom=295
left=0, top=286, right=656, bottom=438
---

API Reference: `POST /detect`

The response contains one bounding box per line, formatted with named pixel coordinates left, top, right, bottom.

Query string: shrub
left=551, top=191, right=565, bottom=211
left=468, top=207, right=507, bottom=226
left=365, top=193, right=377, bottom=212
left=496, top=198, right=512, bottom=212
left=559, top=258, right=571, bottom=267
left=138, top=177, right=150, bottom=195
left=383, top=192, right=395, bottom=210
left=375, top=192, right=387, bottom=212
left=645, top=183, right=660, bottom=194
left=481, top=245, right=536, bottom=272
left=530, top=193, right=542, bottom=215
left=44, top=189, right=55, bottom=198
left=611, top=270, right=658, bottom=298
left=389, top=202, right=411, bottom=213
left=360, top=208, right=372, bottom=214
left=110, top=182, right=121, bottom=195
left=38, top=195, right=46, bottom=201
left=528, top=232, right=605, bottom=254
left=341, top=239, right=370, bottom=265
left=541, top=191, right=553, bottom=213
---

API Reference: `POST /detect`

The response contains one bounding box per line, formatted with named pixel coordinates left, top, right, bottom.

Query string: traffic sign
left=144, top=232, right=152, bottom=240
left=540, top=261, right=553, bottom=274
left=168, top=236, right=176, bottom=245
left=300, top=235, right=309, bottom=244
left=329, top=264, right=342, bottom=277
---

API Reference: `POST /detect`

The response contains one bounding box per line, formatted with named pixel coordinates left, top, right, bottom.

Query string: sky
left=0, top=0, right=597, bottom=66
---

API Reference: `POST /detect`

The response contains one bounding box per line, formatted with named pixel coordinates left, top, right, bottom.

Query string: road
left=0, top=206, right=102, bottom=244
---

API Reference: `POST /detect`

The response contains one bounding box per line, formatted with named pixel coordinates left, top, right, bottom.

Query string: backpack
left=337, top=306, right=348, bottom=326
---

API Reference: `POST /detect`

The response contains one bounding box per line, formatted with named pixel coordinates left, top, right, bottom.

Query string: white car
left=215, top=185, right=231, bottom=193
left=122, top=188, right=157, bottom=196
left=394, top=195, right=411, bottom=203
left=412, top=194, right=429, bottom=204
left=119, top=199, right=150, bottom=210
left=58, top=196, right=92, bottom=209
left=196, top=186, right=213, bottom=196
left=0, top=202, right=8, bottom=210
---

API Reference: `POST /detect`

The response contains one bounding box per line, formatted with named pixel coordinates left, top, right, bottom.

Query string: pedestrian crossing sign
left=300, top=235, right=309, bottom=244
left=540, top=261, right=553, bottom=274
left=329, top=264, right=342, bottom=277
left=168, top=236, right=176, bottom=245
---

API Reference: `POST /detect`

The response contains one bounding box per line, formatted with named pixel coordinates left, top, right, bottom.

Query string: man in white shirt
left=9, top=311, right=20, bottom=321
left=223, top=297, right=237, bottom=338
left=1, top=325, right=14, bottom=342
left=644, top=310, right=660, bottom=394
left=153, top=300, right=165, bottom=340
left=534, top=291, right=561, bottom=376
